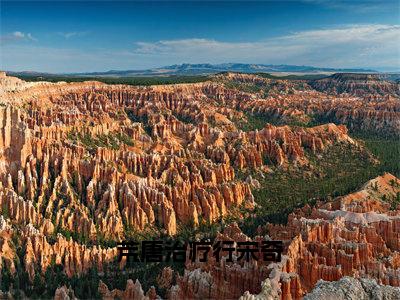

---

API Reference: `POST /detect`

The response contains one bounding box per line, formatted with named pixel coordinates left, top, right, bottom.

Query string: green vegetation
left=173, top=113, right=194, bottom=124
left=218, top=79, right=275, bottom=97
left=125, top=110, right=154, bottom=136
left=1, top=205, right=10, bottom=219
left=236, top=133, right=399, bottom=236
left=47, top=226, right=91, bottom=246
left=236, top=113, right=399, bottom=177
left=352, top=132, right=400, bottom=177
left=4, top=222, right=221, bottom=299
left=15, top=72, right=326, bottom=87
left=1, top=262, right=101, bottom=299
left=15, top=74, right=210, bottom=86
left=236, top=113, right=269, bottom=131
left=67, top=130, right=134, bottom=153
left=223, top=81, right=263, bottom=94
left=236, top=112, right=310, bottom=132
left=215, top=71, right=327, bottom=81
left=115, top=132, right=135, bottom=147
left=390, top=192, right=400, bottom=210
left=254, top=72, right=328, bottom=80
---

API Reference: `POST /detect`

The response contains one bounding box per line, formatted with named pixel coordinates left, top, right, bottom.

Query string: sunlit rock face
left=310, top=73, right=400, bottom=97
left=170, top=174, right=400, bottom=300
left=304, top=277, right=400, bottom=300
left=220, top=72, right=400, bottom=136
left=0, top=72, right=398, bottom=299
left=0, top=73, right=355, bottom=243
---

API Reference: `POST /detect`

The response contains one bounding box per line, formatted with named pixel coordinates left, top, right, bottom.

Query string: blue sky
left=1, top=1, right=399, bottom=72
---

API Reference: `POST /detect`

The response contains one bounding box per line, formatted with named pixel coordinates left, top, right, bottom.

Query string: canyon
left=0, top=71, right=399, bottom=299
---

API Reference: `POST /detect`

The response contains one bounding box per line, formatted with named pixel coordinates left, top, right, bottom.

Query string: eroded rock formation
left=304, top=277, right=400, bottom=300
left=98, top=279, right=157, bottom=300
left=0, top=72, right=398, bottom=299
left=168, top=174, right=400, bottom=299
left=310, top=73, right=400, bottom=97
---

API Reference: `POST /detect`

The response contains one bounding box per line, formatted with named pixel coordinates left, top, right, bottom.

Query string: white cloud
left=1, top=31, right=37, bottom=43
left=13, top=31, right=25, bottom=39
left=131, top=24, right=400, bottom=69
left=1, top=24, right=399, bottom=72
left=57, top=31, right=89, bottom=39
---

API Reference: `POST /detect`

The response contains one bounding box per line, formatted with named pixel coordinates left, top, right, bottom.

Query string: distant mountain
left=162, top=63, right=377, bottom=74
left=71, top=63, right=377, bottom=77
left=8, top=63, right=377, bottom=78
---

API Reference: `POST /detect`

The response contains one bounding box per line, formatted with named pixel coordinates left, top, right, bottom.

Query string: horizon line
left=3, top=62, right=396, bottom=75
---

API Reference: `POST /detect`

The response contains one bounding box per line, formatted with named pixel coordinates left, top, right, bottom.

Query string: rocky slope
left=0, top=73, right=354, bottom=272
left=304, top=277, right=400, bottom=300
left=222, top=73, right=399, bottom=136
left=0, top=72, right=398, bottom=299
left=310, top=73, right=400, bottom=97
left=167, top=173, right=400, bottom=299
